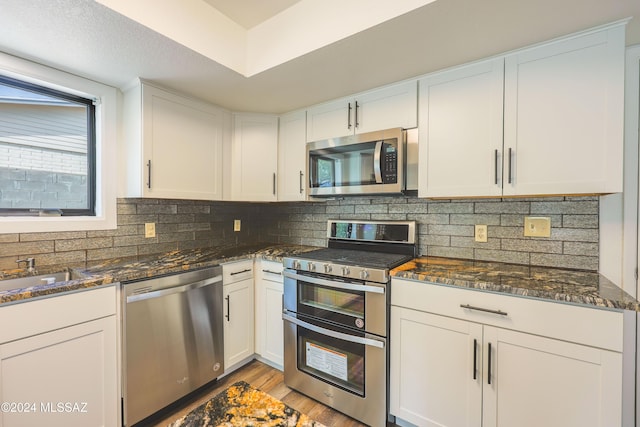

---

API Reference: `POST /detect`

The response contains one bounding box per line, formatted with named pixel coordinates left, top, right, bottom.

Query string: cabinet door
left=231, top=113, right=279, bottom=201
left=482, top=326, right=622, bottom=427
left=142, top=84, right=224, bottom=200
left=255, top=262, right=284, bottom=368
left=356, top=80, right=417, bottom=134
left=390, top=306, right=482, bottom=427
left=0, top=316, right=118, bottom=427
left=223, top=278, right=255, bottom=369
left=278, top=110, right=307, bottom=201
left=306, top=96, right=352, bottom=142
left=503, top=26, right=624, bottom=196
left=418, top=59, right=504, bottom=198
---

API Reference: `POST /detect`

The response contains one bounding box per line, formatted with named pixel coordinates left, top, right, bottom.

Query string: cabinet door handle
left=299, top=171, right=304, bottom=194
left=347, top=102, right=352, bottom=129
left=473, top=338, right=478, bottom=380
left=494, top=149, right=498, bottom=185
left=273, top=173, right=277, bottom=195
left=507, top=147, right=513, bottom=184
left=460, top=304, right=508, bottom=317
left=487, top=342, right=493, bottom=385
left=146, top=160, right=152, bottom=189
left=355, top=101, right=360, bottom=129
left=225, top=295, right=230, bottom=321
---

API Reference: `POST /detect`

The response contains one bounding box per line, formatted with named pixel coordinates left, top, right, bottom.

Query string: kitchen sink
left=0, top=270, right=71, bottom=292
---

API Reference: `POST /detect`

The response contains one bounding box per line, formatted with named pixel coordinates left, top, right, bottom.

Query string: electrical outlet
left=474, top=224, right=488, bottom=243
left=144, top=222, right=156, bottom=238
left=524, top=216, right=551, bottom=237
left=234, top=219, right=241, bottom=232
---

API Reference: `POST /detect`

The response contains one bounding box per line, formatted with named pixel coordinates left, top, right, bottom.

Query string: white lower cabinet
left=222, top=260, right=255, bottom=370
left=0, top=286, right=118, bottom=427
left=254, top=260, right=284, bottom=368
left=390, top=279, right=624, bottom=427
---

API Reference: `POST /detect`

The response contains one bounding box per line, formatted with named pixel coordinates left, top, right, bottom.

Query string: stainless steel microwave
left=307, top=127, right=417, bottom=197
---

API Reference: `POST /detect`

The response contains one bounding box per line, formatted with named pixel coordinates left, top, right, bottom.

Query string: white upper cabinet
left=419, top=58, right=505, bottom=198
left=306, top=80, right=417, bottom=142
left=230, top=113, right=279, bottom=201
left=122, top=81, right=226, bottom=200
left=502, top=25, right=625, bottom=196
left=278, top=110, right=307, bottom=201
left=418, top=23, right=625, bottom=198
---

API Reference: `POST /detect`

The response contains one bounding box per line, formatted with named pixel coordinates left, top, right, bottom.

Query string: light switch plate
left=524, top=217, right=551, bottom=237
left=144, top=222, right=156, bottom=238
left=234, top=219, right=241, bottom=232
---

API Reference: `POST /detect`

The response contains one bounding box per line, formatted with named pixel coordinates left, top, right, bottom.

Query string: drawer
left=256, top=260, right=283, bottom=283
left=222, top=259, right=254, bottom=284
left=391, top=278, right=623, bottom=352
left=0, top=285, right=116, bottom=344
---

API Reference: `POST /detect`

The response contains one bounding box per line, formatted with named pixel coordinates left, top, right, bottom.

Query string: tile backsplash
left=0, top=195, right=599, bottom=271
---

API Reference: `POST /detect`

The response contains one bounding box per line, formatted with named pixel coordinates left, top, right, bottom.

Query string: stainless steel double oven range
left=283, top=219, right=416, bottom=427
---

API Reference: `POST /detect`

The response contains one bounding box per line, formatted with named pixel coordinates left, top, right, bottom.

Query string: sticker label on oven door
left=306, top=342, right=348, bottom=381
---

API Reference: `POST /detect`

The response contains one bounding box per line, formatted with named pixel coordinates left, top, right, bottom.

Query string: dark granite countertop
left=0, top=243, right=318, bottom=306
left=391, top=256, right=640, bottom=311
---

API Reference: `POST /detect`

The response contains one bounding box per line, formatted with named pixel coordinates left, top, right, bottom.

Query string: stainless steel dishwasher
left=122, top=266, right=224, bottom=426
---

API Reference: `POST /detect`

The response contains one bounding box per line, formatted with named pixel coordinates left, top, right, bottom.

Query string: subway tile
left=0, top=234, right=19, bottom=243
left=137, top=203, right=177, bottom=215
left=450, top=214, right=501, bottom=226
left=563, top=241, right=599, bottom=256
left=428, top=202, right=473, bottom=214
left=475, top=249, right=530, bottom=265
left=475, top=201, right=530, bottom=214
left=531, top=200, right=598, bottom=215
left=562, top=214, right=599, bottom=228
left=55, top=237, right=113, bottom=252
left=500, top=239, right=563, bottom=254
left=19, top=231, right=86, bottom=242
left=87, top=246, right=137, bottom=261
left=451, top=236, right=501, bottom=250
left=427, top=246, right=474, bottom=260
left=530, top=253, right=598, bottom=271
left=409, top=213, right=449, bottom=225
left=550, top=228, right=598, bottom=243
left=429, top=224, right=474, bottom=237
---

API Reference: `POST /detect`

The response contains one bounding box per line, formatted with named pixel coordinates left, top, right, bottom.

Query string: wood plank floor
left=144, top=359, right=389, bottom=427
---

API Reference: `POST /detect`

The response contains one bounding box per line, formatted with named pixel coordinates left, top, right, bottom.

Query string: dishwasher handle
left=126, top=275, right=222, bottom=303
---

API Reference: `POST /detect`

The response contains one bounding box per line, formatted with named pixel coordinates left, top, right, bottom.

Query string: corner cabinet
left=278, top=110, right=307, bottom=201
left=122, top=81, right=227, bottom=200
left=0, top=286, right=118, bottom=427
left=418, top=22, right=625, bottom=198
left=222, top=260, right=255, bottom=371
left=306, top=80, right=417, bottom=142
left=230, top=113, right=279, bottom=201
left=254, top=260, right=285, bottom=368
left=390, top=278, right=626, bottom=427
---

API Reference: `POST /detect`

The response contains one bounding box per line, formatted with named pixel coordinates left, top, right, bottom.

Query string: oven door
left=282, top=312, right=387, bottom=427
left=283, top=269, right=386, bottom=336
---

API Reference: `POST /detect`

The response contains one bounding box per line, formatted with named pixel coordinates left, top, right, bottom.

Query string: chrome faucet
left=16, top=257, right=36, bottom=273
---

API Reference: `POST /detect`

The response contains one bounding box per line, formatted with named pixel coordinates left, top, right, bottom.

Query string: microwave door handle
left=283, top=270, right=385, bottom=294
left=282, top=313, right=385, bottom=349
left=374, top=140, right=383, bottom=184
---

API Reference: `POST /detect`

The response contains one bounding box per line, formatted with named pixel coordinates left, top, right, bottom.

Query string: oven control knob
left=323, top=263, right=332, bottom=273
left=292, top=260, right=301, bottom=270
left=307, top=263, right=316, bottom=272
left=341, top=266, right=350, bottom=276
left=360, top=270, right=370, bottom=280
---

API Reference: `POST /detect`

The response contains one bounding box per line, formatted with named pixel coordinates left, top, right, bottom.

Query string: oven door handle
left=282, top=313, right=385, bottom=349
left=283, top=270, right=385, bottom=294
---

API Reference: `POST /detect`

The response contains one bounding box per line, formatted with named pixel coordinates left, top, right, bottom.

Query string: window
left=0, top=50, right=117, bottom=233
left=0, top=75, right=96, bottom=216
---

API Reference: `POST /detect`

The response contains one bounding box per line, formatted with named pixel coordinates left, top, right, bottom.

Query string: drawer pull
left=472, top=338, right=477, bottom=380
left=230, top=269, right=252, bottom=276
left=460, top=304, right=507, bottom=317
left=487, top=342, right=493, bottom=385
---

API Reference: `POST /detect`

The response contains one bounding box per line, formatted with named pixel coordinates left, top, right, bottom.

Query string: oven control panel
left=284, top=258, right=389, bottom=284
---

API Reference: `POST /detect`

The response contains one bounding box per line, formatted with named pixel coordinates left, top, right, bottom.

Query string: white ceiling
left=202, top=0, right=302, bottom=29
left=0, top=0, right=638, bottom=114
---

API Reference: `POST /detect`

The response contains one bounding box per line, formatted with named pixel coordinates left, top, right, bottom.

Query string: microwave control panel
left=382, top=143, right=398, bottom=183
